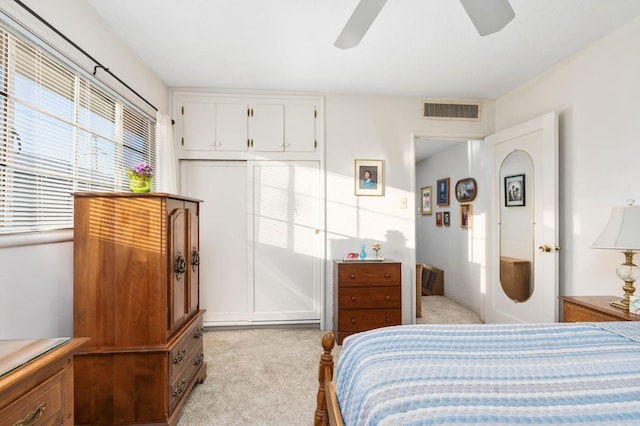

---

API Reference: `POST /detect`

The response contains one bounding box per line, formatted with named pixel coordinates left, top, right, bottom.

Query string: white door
left=181, top=160, right=322, bottom=325
left=182, top=101, right=216, bottom=151
left=181, top=161, right=250, bottom=324
left=249, top=161, right=322, bottom=322
left=250, top=104, right=284, bottom=152
left=285, top=104, right=316, bottom=152
left=216, top=103, right=248, bottom=151
left=484, top=112, right=559, bottom=323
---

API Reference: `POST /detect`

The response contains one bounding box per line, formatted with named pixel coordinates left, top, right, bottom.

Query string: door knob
left=539, top=244, right=552, bottom=253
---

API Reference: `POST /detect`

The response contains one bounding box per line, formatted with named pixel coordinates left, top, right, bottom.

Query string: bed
left=314, top=322, right=640, bottom=425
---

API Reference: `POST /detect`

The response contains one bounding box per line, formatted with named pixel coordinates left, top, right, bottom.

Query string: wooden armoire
left=72, top=193, right=206, bottom=425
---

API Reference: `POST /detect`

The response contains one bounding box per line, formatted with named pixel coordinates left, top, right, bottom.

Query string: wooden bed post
left=314, top=331, right=335, bottom=426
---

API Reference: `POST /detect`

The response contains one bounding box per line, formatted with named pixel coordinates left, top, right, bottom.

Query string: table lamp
left=591, top=201, right=640, bottom=310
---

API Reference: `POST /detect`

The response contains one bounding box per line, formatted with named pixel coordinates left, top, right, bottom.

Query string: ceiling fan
left=334, top=0, right=515, bottom=49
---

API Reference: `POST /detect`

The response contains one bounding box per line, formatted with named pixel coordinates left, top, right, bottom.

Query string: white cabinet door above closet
left=181, top=101, right=248, bottom=152
left=284, top=104, right=317, bottom=152
left=248, top=104, right=284, bottom=152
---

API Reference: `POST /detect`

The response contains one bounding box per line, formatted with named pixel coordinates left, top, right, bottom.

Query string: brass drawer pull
left=174, top=349, right=187, bottom=365
left=194, top=352, right=205, bottom=366
left=15, top=402, right=46, bottom=426
left=173, top=379, right=187, bottom=398
left=194, top=326, right=204, bottom=340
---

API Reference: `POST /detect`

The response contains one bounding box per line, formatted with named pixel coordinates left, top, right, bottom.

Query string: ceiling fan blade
left=334, top=0, right=387, bottom=49
left=459, top=0, right=515, bottom=36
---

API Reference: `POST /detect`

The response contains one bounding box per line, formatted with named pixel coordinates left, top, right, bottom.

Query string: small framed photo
left=420, top=186, right=432, bottom=215
left=436, top=177, right=450, bottom=206
left=436, top=212, right=443, bottom=227
left=504, top=174, right=525, bottom=207
left=460, top=203, right=473, bottom=228
left=443, top=211, right=450, bottom=226
left=355, top=159, right=383, bottom=196
left=455, top=177, right=477, bottom=203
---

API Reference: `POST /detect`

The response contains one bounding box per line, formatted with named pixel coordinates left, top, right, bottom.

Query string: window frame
left=0, top=23, right=156, bottom=239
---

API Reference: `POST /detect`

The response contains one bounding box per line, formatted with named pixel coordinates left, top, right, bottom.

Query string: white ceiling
left=86, top=0, right=640, bottom=99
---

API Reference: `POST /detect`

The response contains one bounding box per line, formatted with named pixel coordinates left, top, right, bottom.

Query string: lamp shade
left=592, top=205, right=640, bottom=250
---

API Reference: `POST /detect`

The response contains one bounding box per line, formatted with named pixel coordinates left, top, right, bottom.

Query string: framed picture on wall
left=436, top=212, right=443, bottom=227
left=355, top=159, right=384, bottom=196
left=436, top=177, right=450, bottom=206
left=455, top=177, right=477, bottom=202
left=505, top=174, right=525, bottom=207
left=443, top=211, right=450, bottom=226
left=420, top=186, right=432, bottom=215
left=460, top=203, right=473, bottom=228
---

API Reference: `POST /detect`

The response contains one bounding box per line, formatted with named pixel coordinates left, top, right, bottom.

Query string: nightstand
left=333, top=259, right=402, bottom=344
left=559, top=295, right=640, bottom=322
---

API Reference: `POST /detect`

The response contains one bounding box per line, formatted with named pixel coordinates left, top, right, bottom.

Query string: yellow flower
left=372, top=242, right=381, bottom=251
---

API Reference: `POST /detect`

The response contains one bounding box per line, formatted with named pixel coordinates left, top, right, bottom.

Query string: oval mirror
left=499, top=150, right=534, bottom=302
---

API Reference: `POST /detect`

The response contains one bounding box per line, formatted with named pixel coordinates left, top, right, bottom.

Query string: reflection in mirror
left=499, top=150, right=534, bottom=302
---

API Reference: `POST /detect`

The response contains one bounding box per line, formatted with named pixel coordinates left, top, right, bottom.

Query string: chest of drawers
left=333, top=259, right=402, bottom=344
left=560, top=295, right=640, bottom=322
left=0, top=338, right=87, bottom=426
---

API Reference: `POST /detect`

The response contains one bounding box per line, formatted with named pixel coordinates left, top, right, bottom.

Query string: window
left=0, top=26, right=156, bottom=234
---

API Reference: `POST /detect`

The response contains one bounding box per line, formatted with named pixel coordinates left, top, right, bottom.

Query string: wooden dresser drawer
left=1, top=369, right=67, bottom=425
left=169, top=346, right=205, bottom=414
left=563, top=304, right=622, bottom=322
left=169, top=315, right=205, bottom=380
left=338, top=308, right=401, bottom=331
left=338, top=286, right=401, bottom=309
left=337, top=263, right=400, bottom=287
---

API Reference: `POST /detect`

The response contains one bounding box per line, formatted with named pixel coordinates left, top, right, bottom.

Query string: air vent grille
left=422, top=99, right=481, bottom=121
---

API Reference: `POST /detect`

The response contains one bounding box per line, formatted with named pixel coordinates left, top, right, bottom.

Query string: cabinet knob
left=384, top=273, right=390, bottom=278
left=385, top=317, right=391, bottom=323
left=385, top=295, right=391, bottom=301
left=349, top=274, right=356, bottom=279
left=350, top=296, right=357, bottom=302
left=350, top=318, right=357, bottom=324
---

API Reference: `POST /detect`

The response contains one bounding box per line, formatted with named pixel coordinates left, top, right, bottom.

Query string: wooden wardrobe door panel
left=168, top=199, right=187, bottom=335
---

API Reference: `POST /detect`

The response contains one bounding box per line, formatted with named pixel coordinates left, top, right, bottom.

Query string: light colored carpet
left=177, top=296, right=481, bottom=425
left=416, top=295, right=483, bottom=324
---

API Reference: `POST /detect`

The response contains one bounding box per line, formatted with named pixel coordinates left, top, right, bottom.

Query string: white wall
left=415, top=140, right=489, bottom=315
left=323, top=95, right=492, bottom=326
left=0, top=1, right=168, bottom=339
left=495, top=16, right=640, bottom=299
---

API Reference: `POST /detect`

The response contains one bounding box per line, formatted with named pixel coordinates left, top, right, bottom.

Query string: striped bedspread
left=335, top=322, right=640, bottom=425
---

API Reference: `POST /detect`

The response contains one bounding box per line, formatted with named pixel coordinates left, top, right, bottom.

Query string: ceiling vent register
left=422, top=99, right=481, bottom=121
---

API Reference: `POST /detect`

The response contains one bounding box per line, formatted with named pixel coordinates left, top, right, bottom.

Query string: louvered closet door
left=249, top=161, right=321, bottom=322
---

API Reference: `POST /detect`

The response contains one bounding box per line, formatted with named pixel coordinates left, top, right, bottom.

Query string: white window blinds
left=0, top=26, right=156, bottom=234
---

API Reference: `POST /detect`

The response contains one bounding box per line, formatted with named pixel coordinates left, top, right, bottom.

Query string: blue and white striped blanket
left=335, top=323, right=640, bottom=425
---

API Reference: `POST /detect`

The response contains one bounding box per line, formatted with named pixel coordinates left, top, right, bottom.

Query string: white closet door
left=249, top=161, right=321, bottom=322
left=181, top=161, right=250, bottom=325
